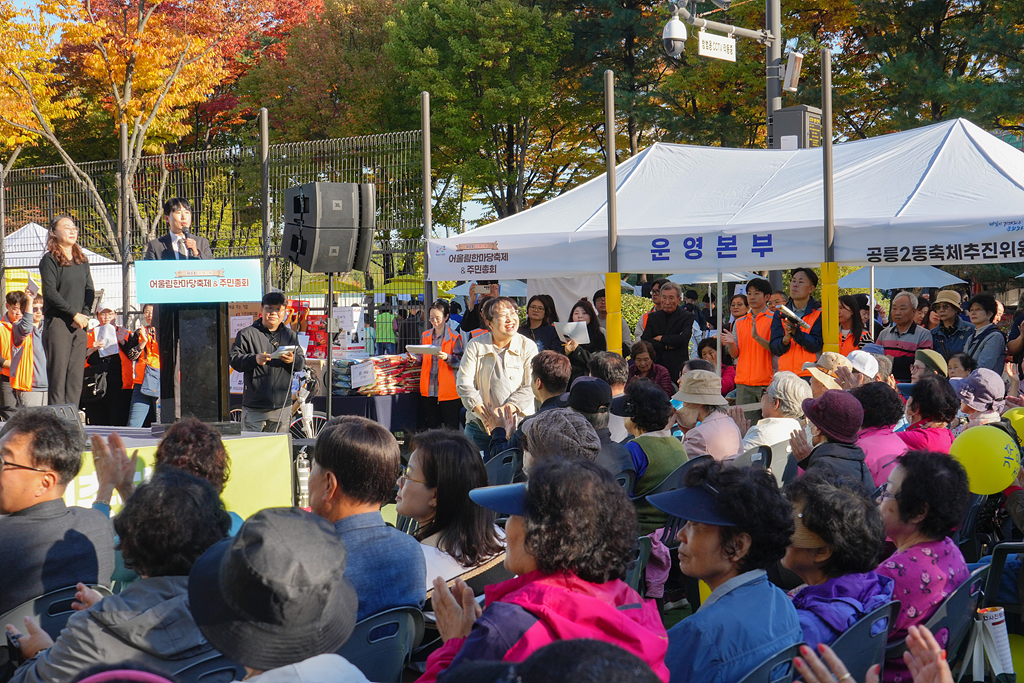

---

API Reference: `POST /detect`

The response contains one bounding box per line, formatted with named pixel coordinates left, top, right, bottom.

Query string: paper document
left=96, top=324, right=119, bottom=358
left=406, top=344, right=441, bottom=356
left=553, top=322, right=590, bottom=345
left=26, top=273, right=40, bottom=297
left=269, top=345, right=298, bottom=360
left=230, top=315, right=252, bottom=339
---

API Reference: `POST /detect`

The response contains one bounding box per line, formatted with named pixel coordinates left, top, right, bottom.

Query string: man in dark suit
left=0, top=408, right=114, bottom=613
left=642, top=281, right=694, bottom=382
left=142, top=197, right=213, bottom=260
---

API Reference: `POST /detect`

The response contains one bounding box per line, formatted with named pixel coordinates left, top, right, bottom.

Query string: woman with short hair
left=849, top=382, right=909, bottom=486
left=627, top=340, right=674, bottom=397
left=876, top=451, right=971, bottom=683
left=897, top=375, right=960, bottom=453
left=420, top=459, right=670, bottom=683
left=612, top=378, right=689, bottom=534
left=7, top=469, right=231, bottom=683
left=650, top=460, right=801, bottom=683
left=396, top=430, right=504, bottom=590
left=698, top=337, right=735, bottom=395
left=783, top=470, right=893, bottom=648
left=964, top=293, right=1006, bottom=373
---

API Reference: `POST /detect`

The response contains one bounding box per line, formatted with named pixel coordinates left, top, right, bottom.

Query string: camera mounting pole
left=669, top=1, right=774, bottom=45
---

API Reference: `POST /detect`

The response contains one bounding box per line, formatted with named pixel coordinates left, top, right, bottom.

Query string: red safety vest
left=779, top=308, right=823, bottom=377
left=420, top=328, right=459, bottom=402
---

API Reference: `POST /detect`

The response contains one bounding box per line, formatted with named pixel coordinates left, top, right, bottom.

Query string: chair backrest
left=768, top=442, right=799, bottom=487
left=984, top=541, right=1024, bottom=610
left=616, top=469, right=636, bottom=495
left=830, top=601, right=899, bottom=683
left=952, top=494, right=985, bottom=564
left=729, top=445, right=772, bottom=471
left=173, top=653, right=246, bottom=683
left=0, top=584, right=114, bottom=640
left=885, top=565, right=989, bottom=662
left=624, top=536, right=653, bottom=594
left=486, top=449, right=520, bottom=486
left=642, top=455, right=711, bottom=499
left=336, top=606, right=424, bottom=683
left=735, top=642, right=803, bottom=683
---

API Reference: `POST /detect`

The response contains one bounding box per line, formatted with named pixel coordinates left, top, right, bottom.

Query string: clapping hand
left=789, top=427, right=813, bottom=463
left=499, top=404, right=518, bottom=435
left=727, top=405, right=750, bottom=438
left=835, top=366, right=860, bottom=391
left=904, top=625, right=953, bottom=683
left=432, top=577, right=481, bottom=643
left=720, top=331, right=737, bottom=347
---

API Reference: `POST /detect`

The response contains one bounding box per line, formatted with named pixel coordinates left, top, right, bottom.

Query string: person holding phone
left=229, top=292, right=304, bottom=432
left=39, top=215, right=95, bottom=406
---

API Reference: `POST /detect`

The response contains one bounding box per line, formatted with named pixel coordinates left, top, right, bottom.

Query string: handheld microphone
left=183, top=230, right=196, bottom=258
left=776, top=304, right=812, bottom=329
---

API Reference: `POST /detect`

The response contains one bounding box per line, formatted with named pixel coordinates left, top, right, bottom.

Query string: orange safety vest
left=87, top=328, right=135, bottom=390
left=470, top=328, right=488, bottom=339
left=779, top=308, right=823, bottom=377
left=11, top=327, right=34, bottom=391
left=133, top=327, right=160, bottom=385
left=839, top=329, right=871, bottom=356
left=0, top=321, right=11, bottom=378
left=420, top=328, right=459, bottom=402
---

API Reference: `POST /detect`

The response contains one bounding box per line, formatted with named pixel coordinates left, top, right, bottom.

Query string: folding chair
left=952, top=495, right=986, bottom=564
left=337, top=606, right=424, bottom=683
left=486, top=449, right=520, bottom=486
left=624, top=536, right=653, bottom=595
left=728, top=445, right=772, bottom=471
left=173, top=652, right=246, bottom=683
left=735, top=643, right=804, bottom=683
left=829, top=601, right=900, bottom=683
left=616, top=469, right=637, bottom=495
left=885, top=565, right=989, bottom=665
left=0, top=584, right=113, bottom=641
left=638, top=455, right=710, bottom=545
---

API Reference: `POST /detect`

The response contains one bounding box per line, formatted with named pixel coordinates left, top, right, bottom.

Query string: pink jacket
left=418, top=570, right=670, bottom=682
left=858, top=426, right=910, bottom=486
left=896, top=422, right=954, bottom=454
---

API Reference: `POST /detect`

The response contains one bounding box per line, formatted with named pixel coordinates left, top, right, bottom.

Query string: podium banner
left=136, top=258, right=262, bottom=304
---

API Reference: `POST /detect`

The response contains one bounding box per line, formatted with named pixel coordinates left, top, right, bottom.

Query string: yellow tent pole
left=606, top=273, right=622, bottom=356
left=821, top=262, right=839, bottom=353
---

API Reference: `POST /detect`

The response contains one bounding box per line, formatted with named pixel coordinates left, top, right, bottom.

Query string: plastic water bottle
left=296, top=447, right=310, bottom=508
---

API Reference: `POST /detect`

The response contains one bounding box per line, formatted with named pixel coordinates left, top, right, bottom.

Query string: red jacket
left=418, top=570, right=669, bottom=682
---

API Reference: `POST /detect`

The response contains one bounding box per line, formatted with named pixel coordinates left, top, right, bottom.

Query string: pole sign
left=698, top=30, right=737, bottom=62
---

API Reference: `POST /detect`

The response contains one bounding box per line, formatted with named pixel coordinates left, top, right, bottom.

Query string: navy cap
left=647, top=482, right=740, bottom=527
left=610, top=393, right=635, bottom=418
left=469, top=483, right=528, bottom=516
left=558, top=376, right=612, bottom=413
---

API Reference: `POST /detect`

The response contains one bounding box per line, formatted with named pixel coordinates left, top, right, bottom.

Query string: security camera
left=709, top=0, right=732, bottom=8
left=663, top=15, right=687, bottom=58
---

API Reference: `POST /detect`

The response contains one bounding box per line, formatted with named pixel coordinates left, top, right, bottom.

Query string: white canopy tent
left=4, top=223, right=136, bottom=316
left=428, top=118, right=1024, bottom=280
left=839, top=266, right=966, bottom=289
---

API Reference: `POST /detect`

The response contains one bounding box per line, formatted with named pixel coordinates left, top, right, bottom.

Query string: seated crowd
left=1, top=273, right=1017, bottom=683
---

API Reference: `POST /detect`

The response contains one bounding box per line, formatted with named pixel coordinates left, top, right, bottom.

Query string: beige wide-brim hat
left=673, top=369, right=728, bottom=406
left=933, top=289, right=963, bottom=311
left=807, top=366, right=842, bottom=391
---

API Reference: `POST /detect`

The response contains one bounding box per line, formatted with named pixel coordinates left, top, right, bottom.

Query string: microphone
left=183, top=230, right=195, bottom=258
left=776, top=304, right=812, bottom=330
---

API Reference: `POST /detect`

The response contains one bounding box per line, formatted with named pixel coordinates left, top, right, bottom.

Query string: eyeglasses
left=527, top=305, right=546, bottom=312
left=874, top=482, right=897, bottom=501
left=397, top=466, right=428, bottom=487
left=0, top=454, right=49, bottom=474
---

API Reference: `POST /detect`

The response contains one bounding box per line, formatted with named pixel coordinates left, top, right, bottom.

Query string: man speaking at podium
left=143, top=198, right=213, bottom=260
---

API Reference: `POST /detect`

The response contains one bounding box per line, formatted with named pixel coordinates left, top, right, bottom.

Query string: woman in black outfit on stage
left=564, top=298, right=606, bottom=382
left=40, top=215, right=94, bottom=406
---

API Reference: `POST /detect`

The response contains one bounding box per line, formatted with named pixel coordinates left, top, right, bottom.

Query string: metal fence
left=0, top=130, right=425, bottom=313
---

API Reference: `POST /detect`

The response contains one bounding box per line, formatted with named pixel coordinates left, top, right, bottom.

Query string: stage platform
left=64, top=427, right=294, bottom=520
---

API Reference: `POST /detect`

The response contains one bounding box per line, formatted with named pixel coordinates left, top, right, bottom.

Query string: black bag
left=81, top=365, right=108, bottom=404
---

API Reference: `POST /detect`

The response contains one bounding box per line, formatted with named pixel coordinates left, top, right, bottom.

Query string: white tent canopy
left=669, top=271, right=760, bottom=284
left=428, top=119, right=1024, bottom=279
left=4, top=223, right=136, bottom=315
left=839, top=266, right=966, bottom=289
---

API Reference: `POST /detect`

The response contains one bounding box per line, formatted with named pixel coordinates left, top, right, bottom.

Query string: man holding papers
left=230, top=291, right=305, bottom=433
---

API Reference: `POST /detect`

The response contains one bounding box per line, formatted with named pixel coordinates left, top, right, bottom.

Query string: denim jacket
left=334, top=511, right=426, bottom=620
left=666, top=570, right=802, bottom=683
left=931, top=318, right=973, bottom=359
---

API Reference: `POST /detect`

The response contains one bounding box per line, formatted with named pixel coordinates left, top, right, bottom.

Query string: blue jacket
left=790, top=571, right=895, bottom=648
left=334, top=511, right=426, bottom=620
left=666, top=570, right=802, bottom=683
left=931, top=318, right=973, bottom=360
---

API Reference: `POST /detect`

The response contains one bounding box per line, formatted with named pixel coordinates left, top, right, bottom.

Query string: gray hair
left=659, top=282, right=682, bottom=298
left=575, top=409, right=610, bottom=432
left=766, top=371, right=812, bottom=420
left=893, top=291, right=918, bottom=309
left=871, top=353, right=893, bottom=381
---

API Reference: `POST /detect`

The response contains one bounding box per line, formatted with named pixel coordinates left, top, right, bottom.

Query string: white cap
left=848, top=350, right=879, bottom=380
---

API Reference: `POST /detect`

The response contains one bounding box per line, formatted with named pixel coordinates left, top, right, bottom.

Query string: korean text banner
left=136, top=258, right=262, bottom=304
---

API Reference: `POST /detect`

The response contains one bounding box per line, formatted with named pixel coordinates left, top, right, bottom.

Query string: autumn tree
left=0, top=0, right=270, bottom=258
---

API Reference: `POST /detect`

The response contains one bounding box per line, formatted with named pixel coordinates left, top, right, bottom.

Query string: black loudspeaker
left=281, top=182, right=375, bottom=273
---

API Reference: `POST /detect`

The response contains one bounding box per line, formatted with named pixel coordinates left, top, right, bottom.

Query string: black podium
left=157, top=303, right=231, bottom=422
left=136, top=258, right=262, bottom=424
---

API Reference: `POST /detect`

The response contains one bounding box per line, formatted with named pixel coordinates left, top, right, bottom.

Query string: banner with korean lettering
left=136, top=258, right=263, bottom=304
